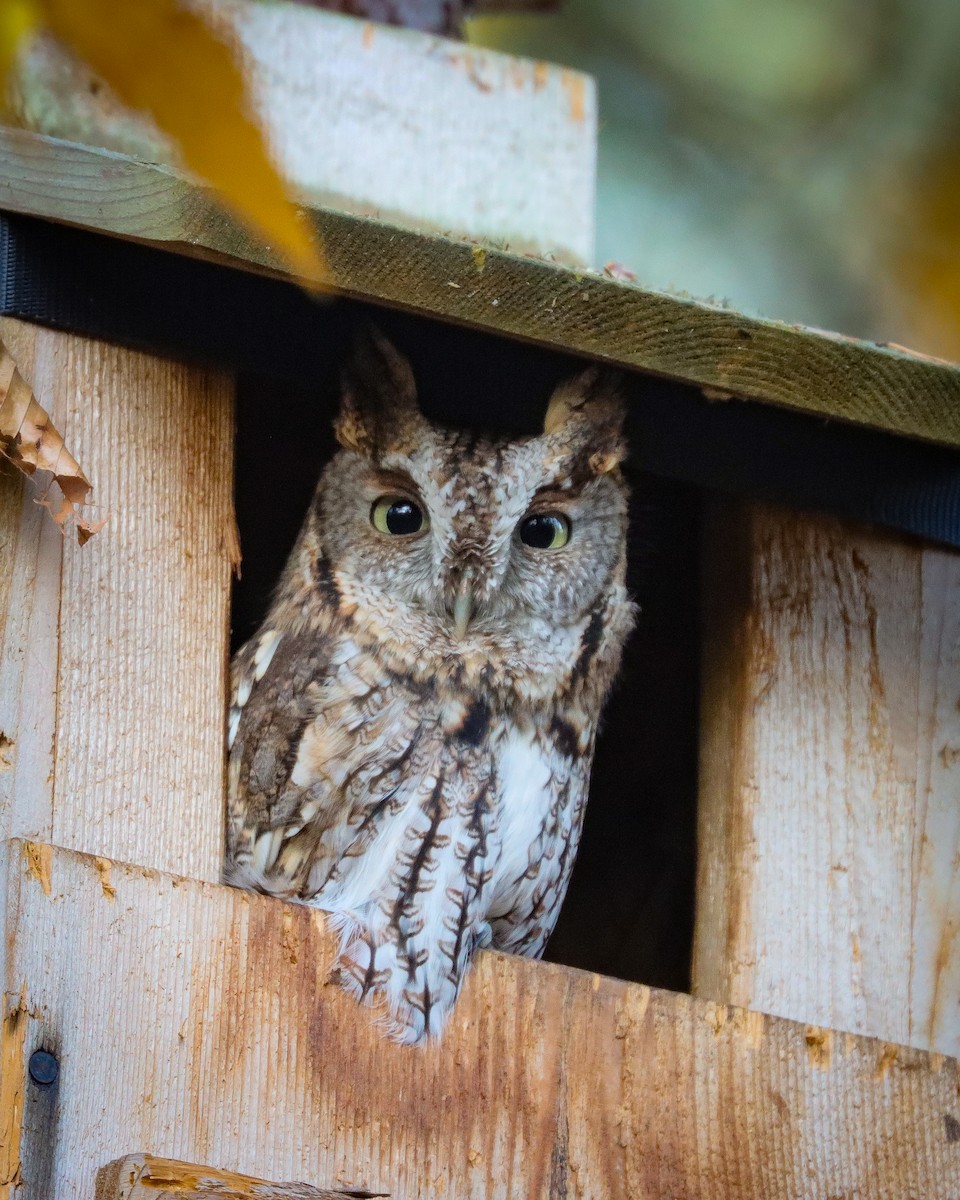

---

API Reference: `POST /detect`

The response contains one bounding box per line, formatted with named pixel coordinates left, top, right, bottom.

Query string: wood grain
left=13, top=0, right=594, bottom=264
left=5, top=838, right=960, bottom=1200
left=0, top=319, right=60, bottom=854
left=0, top=318, right=234, bottom=882
left=695, top=500, right=960, bottom=1055
left=1, top=130, right=959, bottom=447
left=0, top=990, right=28, bottom=1200
left=95, top=1153, right=384, bottom=1199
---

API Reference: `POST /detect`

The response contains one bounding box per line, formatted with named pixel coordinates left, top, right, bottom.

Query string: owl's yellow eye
left=519, top=512, right=570, bottom=550
left=371, top=496, right=427, bottom=536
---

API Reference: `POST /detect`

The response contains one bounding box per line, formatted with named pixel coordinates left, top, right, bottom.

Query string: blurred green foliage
left=469, top=0, right=960, bottom=358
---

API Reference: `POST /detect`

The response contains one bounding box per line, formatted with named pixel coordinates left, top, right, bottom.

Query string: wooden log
left=694, top=499, right=960, bottom=1055
left=12, top=0, right=594, bottom=264
left=5, top=838, right=960, bottom=1200
left=95, top=1153, right=384, bottom=1200
left=0, top=318, right=235, bottom=883
left=470, top=0, right=558, bottom=8
left=282, top=0, right=559, bottom=34
left=1, top=130, right=958, bottom=449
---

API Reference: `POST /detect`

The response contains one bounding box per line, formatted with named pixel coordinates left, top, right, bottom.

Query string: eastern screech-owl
left=226, top=329, right=636, bottom=1041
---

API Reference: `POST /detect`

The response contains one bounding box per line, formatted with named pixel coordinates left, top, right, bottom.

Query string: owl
left=225, top=329, right=636, bottom=1042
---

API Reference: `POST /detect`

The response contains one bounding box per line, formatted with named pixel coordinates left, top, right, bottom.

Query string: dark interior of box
left=4, top=214, right=955, bottom=993
left=232, top=301, right=702, bottom=993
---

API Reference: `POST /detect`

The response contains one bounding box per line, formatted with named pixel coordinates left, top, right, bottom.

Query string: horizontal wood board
left=14, top=3, right=595, bottom=262
left=1, top=129, right=959, bottom=448
left=5, top=839, right=960, bottom=1200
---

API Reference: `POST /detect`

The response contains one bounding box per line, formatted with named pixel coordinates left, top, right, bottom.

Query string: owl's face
left=293, top=331, right=630, bottom=686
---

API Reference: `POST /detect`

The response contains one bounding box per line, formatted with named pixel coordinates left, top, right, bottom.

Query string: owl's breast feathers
left=225, top=585, right=630, bottom=1041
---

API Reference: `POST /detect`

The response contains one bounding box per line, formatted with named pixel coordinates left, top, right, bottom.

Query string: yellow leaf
left=40, top=0, right=328, bottom=287
left=0, top=0, right=38, bottom=106
left=893, top=136, right=960, bottom=362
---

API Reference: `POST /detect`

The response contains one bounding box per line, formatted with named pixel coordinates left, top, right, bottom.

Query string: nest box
left=0, top=8, right=959, bottom=1195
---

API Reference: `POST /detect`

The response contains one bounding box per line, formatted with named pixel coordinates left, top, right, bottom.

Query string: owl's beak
left=452, top=575, right=476, bottom=639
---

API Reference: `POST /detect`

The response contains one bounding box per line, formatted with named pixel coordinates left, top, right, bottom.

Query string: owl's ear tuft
left=336, top=326, right=423, bottom=457
left=543, top=368, right=627, bottom=476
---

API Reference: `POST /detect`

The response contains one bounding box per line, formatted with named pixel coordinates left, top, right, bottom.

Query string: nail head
left=28, top=1049, right=59, bottom=1086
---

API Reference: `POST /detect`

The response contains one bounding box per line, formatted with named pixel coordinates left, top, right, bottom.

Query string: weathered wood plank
left=13, top=0, right=594, bottom=263
left=95, top=1153, right=383, bottom=1200
left=694, top=500, right=960, bottom=1055
left=0, top=318, right=235, bottom=882
left=0, top=320, right=60, bottom=854
left=1, top=130, right=959, bottom=448
left=0, top=989, right=28, bottom=1200
left=5, top=838, right=960, bottom=1200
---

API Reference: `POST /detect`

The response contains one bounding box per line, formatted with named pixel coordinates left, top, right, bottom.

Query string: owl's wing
left=226, top=627, right=432, bottom=903
left=226, top=627, right=335, bottom=888
left=228, top=629, right=516, bottom=1043
left=487, top=738, right=591, bottom=958
left=322, top=736, right=498, bottom=1044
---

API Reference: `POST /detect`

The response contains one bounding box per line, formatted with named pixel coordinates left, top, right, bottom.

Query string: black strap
left=2, top=212, right=959, bottom=548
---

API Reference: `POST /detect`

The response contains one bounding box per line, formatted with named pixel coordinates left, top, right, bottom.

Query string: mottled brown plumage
left=226, top=329, right=635, bottom=1041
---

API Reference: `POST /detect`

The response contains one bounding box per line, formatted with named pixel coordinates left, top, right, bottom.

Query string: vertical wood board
left=0, top=319, right=60, bottom=851
left=695, top=501, right=960, bottom=1054
left=0, top=318, right=235, bottom=883
left=5, top=840, right=960, bottom=1200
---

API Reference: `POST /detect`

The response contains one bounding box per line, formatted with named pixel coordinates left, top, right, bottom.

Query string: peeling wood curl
left=95, top=1154, right=387, bottom=1199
